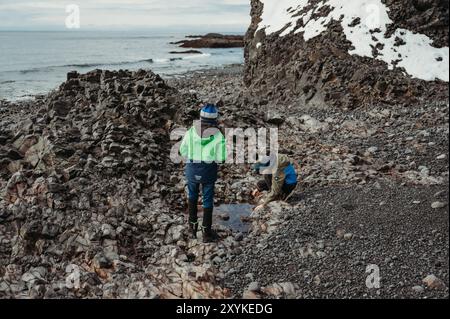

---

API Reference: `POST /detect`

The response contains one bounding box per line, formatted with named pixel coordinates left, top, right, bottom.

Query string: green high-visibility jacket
left=180, top=126, right=226, bottom=163
left=180, top=126, right=226, bottom=184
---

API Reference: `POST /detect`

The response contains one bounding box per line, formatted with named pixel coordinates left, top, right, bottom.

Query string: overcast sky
left=0, top=0, right=251, bottom=31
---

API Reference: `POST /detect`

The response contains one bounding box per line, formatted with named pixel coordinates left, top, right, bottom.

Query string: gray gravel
left=225, top=180, right=449, bottom=299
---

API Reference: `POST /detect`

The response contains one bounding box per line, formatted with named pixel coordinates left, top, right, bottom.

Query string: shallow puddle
left=214, top=203, right=254, bottom=234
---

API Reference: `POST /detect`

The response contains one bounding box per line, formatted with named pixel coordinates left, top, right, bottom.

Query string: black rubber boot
left=188, top=201, right=198, bottom=239
left=202, top=207, right=219, bottom=243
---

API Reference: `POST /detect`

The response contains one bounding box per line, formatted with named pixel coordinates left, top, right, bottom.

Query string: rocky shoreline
left=0, top=64, right=448, bottom=299
left=169, top=65, right=449, bottom=299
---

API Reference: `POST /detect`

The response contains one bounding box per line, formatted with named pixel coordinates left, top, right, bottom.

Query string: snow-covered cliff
left=245, top=0, right=449, bottom=108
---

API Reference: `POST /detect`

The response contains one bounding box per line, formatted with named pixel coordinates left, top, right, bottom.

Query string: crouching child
left=252, top=154, right=298, bottom=212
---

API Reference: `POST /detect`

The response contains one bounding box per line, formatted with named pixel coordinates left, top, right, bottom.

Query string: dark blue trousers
left=188, top=182, right=215, bottom=209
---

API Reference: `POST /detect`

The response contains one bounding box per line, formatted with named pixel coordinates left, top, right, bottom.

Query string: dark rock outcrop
left=174, top=33, right=244, bottom=49
left=0, top=69, right=235, bottom=299
left=245, top=0, right=449, bottom=109
left=169, top=50, right=203, bottom=54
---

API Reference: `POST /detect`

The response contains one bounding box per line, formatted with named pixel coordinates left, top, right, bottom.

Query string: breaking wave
left=17, top=53, right=211, bottom=74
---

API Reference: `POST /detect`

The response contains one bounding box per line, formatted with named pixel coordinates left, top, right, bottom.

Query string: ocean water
left=0, top=31, right=244, bottom=101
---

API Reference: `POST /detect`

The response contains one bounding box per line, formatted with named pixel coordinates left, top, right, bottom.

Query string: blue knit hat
left=200, top=104, right=219, bottom=122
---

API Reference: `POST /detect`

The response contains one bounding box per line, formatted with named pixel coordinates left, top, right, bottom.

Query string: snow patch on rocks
left=257, top=0, right=449, bottom=81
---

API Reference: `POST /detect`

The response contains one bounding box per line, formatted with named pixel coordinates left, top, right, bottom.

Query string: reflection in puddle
left=214, top=204, right=254, bottom=234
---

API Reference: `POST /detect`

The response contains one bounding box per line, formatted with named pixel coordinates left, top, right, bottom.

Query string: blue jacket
left=262, top=155, right=298, bottom=205
left=284, top=164, right=297, bottom=185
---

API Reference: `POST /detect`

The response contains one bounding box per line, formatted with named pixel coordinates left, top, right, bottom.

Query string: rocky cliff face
left=245, top=0, right=449, bottom=109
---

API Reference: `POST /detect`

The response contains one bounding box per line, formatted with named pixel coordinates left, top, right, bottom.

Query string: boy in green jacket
left=179, top=104, right=226, bottom=242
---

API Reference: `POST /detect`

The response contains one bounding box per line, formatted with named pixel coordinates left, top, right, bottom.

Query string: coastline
left=0, top=0, right=448, bottom=303
left=0, top=31, right=245, bottom=102
left=0, top=63, right=244, bottom=105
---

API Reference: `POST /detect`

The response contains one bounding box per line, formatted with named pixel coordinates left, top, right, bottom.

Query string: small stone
left=6, top=149, right=23, bottom=160
left=109, top=143, right=124, bottom=153
left=431, top=201, right=447, bottom=209
left=101, top=223, right=116, bottom=239
left=279, top=282, right=296, bottom=295
left=265, top=112, right=285, bottom=125
left=234, top=233, right=244, bottom=242
left=242, top=290, right=261, bottom=299
left=422, top=274, right=446, bottom=290
left=316, top=251, right=326, bottom=258
left=218, top=214, right=230, bottom=221
left=93, top=253, right=113, bottom=269
left=313, top=275, right=321, bottom=286
left=418, top=166, right=429, bottom=175
left=20, top=267, right=47, bottom=291
left=343, top=233, right=353, bottom=240
left=436, top=154, right=447, bottom=160
left=412, top=286, right=424, bottom=293
left=434, top=190, right=446, bottom=198
left=247, top=281, right=261, bottom=292
left=336, top=228, right=345, bottom=238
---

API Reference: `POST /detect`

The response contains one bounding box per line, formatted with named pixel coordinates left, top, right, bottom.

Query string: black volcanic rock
left=0, top=69, right=236, bottom=299
left=169, top=50, right=203, bottom=54
left=173, top=34, right=244, bottom=49
left=244, top=0, right=449, bottom=109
